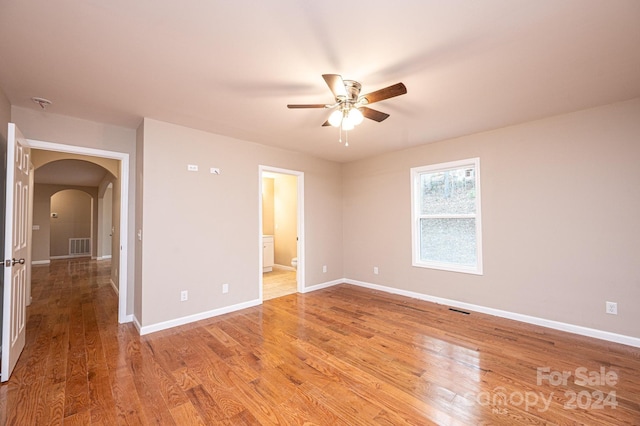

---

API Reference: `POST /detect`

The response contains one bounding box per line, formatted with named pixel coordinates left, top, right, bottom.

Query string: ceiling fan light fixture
left=288, top=74, right=407, bottom=145
left=348, top=107, right=363, bottom=125
left=328, top=109, right=343, bottom=127
left=341, top=118, right=355, bottom=131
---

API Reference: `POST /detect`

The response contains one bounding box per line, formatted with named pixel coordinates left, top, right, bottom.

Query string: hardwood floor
left=263, top=268, right=297, bottom=300
left=1, top=259, right=639, bottom=425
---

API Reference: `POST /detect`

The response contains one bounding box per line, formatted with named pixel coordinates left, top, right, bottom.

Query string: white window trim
left=411, top=157, right=483, bottom=275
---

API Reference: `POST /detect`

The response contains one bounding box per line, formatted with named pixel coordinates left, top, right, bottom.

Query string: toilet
left=291, top=257, right=298, bottom=269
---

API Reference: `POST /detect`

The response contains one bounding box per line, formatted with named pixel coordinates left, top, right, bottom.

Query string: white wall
left=343, top=98, right=640, bottom=339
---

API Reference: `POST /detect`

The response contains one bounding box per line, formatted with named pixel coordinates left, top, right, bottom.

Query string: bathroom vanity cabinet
left=263, top=235, right=274, bottom=272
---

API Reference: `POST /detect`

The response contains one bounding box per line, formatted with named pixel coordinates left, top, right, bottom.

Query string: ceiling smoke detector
left=31, top=97, right=52, bottom=110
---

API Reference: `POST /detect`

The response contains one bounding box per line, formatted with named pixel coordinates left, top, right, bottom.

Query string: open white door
left=1, top=123, right=30, bottom=382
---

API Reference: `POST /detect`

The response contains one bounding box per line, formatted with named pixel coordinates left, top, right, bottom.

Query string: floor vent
left=69, top=238, right=91, bottom=256
left=449, top=308, right=471, bottom=315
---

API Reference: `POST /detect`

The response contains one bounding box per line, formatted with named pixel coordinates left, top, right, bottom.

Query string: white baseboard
left=32, top=260, right=50, bottom=265
left=302, top=278, right=343, bottom=293
left=344, top=278, right=640, bottom=349
left=133, top=316, right=142, bottom=332
left=50, top=255, right=91, bottom=260
left=109, top=279, right=118, bottom=295
left=138, top=298, right=262, bottom=336
left=274, top=264, right=296, bottom=271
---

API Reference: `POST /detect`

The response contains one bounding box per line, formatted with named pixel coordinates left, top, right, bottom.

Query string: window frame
left=410, top=157, right=483, bottom=275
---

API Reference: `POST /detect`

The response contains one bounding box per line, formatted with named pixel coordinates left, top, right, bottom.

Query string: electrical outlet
left=187, top=164, right=198, bottom=172
left=606, top=301, right=617, bottom=315
left=322, top=265, right=327, bottom=273
left=373, top=266, right=379, bottom=275
left=222, top=283, right=229, bottom=294
left=181, top=290, right=188, bottom=302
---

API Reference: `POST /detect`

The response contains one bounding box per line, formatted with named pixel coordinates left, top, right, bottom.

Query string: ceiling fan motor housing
left=342, top=80, right=362, bottom=103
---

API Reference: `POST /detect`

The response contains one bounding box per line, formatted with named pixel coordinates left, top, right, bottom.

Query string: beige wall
left=138, top=118, right=343, bottom=327
left=262, top=177, right=275, bottom=235
left=50, top=189, right=92, bottom=256
left=0, top=86, right=10, bottom=343
left=0, top=87, right=10, bottom=255
left=343, top=98, right=640, bottom=339
left=273, top=174, right=297, bottom=267
left=12, top=106, right=137, bottom=315
left=262, top=174, right=298, bottom=266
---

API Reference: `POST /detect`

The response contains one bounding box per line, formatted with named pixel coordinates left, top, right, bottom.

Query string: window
left=411, top=158, right=482, bottom=274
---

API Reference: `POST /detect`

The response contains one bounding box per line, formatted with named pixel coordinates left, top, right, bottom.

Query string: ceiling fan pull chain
left=345, top=129, right=349, bottom=147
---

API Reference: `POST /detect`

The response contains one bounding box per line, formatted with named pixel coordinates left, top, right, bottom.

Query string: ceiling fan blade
left=360, top=107, right=390, bottom=122
left=360, top=82, right=407, bottom=104
left=287, top=104, right=328, bottom=108
left=321, top=120, right=331, bottom=127
left=322, top=74, right=347, bottom=99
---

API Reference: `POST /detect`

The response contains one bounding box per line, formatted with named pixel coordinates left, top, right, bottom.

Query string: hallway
left=0, top=258, right=127, bottom=424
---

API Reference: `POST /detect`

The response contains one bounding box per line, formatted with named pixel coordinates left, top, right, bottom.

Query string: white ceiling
left=1, top=1, right=639, bottom=163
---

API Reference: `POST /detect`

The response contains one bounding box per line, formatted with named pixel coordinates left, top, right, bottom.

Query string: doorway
left=259, top=166, right=304, bottom=301
left=25, top=139, right=130, bottom=323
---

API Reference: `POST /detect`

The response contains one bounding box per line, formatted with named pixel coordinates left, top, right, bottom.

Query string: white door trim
left=258, top=166, right=304, bottom=300
left=24, top=139, right=131, bottom=324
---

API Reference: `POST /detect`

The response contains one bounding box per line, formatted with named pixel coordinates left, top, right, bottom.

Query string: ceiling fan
left=287, top=74, right=407, bottom=131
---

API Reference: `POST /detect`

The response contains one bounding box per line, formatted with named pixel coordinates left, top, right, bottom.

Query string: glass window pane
left=420, top=218, right=476, bottom=267
left=420, top=168, right=476, bottom=215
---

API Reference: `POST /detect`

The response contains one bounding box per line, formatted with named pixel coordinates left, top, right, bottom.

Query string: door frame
left=25, top=138, right=131, bottom=323
left=258, top=166, right=304, bottom=300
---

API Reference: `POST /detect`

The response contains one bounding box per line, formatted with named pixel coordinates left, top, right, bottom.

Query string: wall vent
left=69, top=238, right=91, bottom=256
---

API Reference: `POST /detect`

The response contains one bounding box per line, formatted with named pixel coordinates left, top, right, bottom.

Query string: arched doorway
left=28, top=149, right=129, bottom=323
